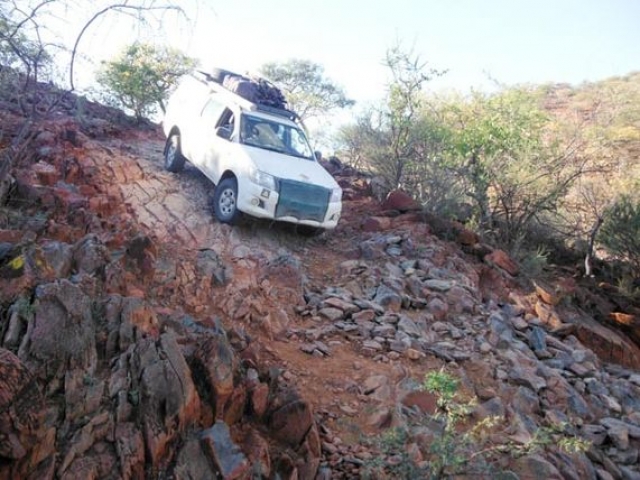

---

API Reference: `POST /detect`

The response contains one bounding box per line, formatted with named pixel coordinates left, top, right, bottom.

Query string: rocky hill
left=1, top=83, right=640, bottom=479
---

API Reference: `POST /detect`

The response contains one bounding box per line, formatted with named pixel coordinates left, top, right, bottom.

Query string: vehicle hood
left=246, top=147, right=339, bottom=189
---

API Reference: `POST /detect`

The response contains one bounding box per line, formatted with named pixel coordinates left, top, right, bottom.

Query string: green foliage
left=423, top=368, right=459, bottom=406
left=96, top=42, right=198, bottom=119
left=363, top=427, right=423, bottom=479
left=524, top=423, right=591, bottom=456
left=337, top=44, right=459, bottom=210
left=422, top=370, right=496, bottom=478
left=379, top=44, right=446, bottom=189
left=341, top=50, right=640, bottom=263
left=260, top=58, right=354, bottom=121
left=364, top=369, right=499, bottom=479
left=442, top=87, right=589, bottom=249
left=341, top=44, right=593, bottom=250
left=516, top=244, right=551, bottom=279
left=336, top=111, right=382, bottom=171
left=615, top=275, right=640, bottom=301
left=537, top=74, right=640, bottom=261
left=599, top=194, right=640, bottom=271
left=364, top=370, right=590, bottom=479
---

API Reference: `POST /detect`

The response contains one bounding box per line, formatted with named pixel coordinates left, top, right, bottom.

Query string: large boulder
left=21, top=280, right=97, bottom=381
left=191, top=321, right=237, bottom=420
left=574, top=316, right=640, bottom=370
left=484, top=249, right=519, bottom=276
left=267, top=388, right=321, bottom=480
left=381, top=190, right=421, bottom=213
left=200, top=421, right=250, bottom=480
left=130, top=332, right=201, bottom=471
left=173, top=438, right=217, bottom=480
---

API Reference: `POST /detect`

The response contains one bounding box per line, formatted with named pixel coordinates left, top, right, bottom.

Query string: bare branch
left=69, top=2, right=184, bottom=90
left=8, top=0, right=57, bottom=38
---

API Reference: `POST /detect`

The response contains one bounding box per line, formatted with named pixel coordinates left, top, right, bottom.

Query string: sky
left=43, top=0, right=640, bottom=110
left=158, top=0, right=637, bottom=102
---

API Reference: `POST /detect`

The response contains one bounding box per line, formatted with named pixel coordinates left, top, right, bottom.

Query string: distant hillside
left=539, top=71, right=640, bottom=172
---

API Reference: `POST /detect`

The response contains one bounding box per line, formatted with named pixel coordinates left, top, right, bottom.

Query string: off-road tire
left=213, top=177, right=242, bottom=224
left=164, top=133, right=185, bottom=173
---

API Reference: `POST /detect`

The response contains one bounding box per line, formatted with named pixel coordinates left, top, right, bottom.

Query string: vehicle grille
left=276, top=179, right=330, bottom=222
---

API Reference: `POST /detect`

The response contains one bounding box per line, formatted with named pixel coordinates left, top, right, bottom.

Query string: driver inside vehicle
left=242, top=118, right=260, bottom=144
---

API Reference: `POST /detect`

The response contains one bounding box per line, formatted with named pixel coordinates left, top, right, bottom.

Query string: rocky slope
left=0, top=86, right=639, bottom=479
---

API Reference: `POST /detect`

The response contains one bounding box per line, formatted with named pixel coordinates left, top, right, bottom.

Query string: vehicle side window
left=217, top=109, right=234, bottom=129
left=201, top=97, right=227, bottom=126
left=216, top=109, right=235, bottom=140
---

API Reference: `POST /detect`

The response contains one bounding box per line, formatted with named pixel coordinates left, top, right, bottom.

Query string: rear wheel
left=164, top=133, right=185, bottom=173
left=213, top=177, right=242, bottom=224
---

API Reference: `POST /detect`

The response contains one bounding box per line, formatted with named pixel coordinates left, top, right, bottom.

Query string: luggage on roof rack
left=198, top=68, right=289, bottom=112
left=223, top=74, right=288, bottom=110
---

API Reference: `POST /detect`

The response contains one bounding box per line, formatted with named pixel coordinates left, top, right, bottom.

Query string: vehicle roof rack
left=254, top=103, right=299, bottom=121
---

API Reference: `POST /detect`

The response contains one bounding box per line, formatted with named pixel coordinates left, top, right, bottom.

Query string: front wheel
left=213, top=177, right=242, bottom=224
left=164, top=133, right=185, bottom=173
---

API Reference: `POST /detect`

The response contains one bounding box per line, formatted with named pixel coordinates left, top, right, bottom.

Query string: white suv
left=162, top=72, right=342, bottom=231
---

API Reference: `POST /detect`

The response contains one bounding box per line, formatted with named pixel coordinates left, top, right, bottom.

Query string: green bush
left=96, top=42, right=198, bottom=119
left=599, top=195, right=640, bottom=271
left=364, top=370, right=590, bottom=479
left=364, top=370, right=500, bottom=479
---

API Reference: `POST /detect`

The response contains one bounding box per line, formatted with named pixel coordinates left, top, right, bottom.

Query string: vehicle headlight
left=250, top=169, right=277, bottom=190
left=330, top=188, right=342, bottom=203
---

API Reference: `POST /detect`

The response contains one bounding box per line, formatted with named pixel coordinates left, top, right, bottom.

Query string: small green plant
left=362, top=427, right=420, bottom=479
left=615, top=275, right=640, bottom=301
left=599, top=194, right=640, bottom=272
left=518, top=245, right=550, bottom=278
left=423, top=369, right=499, bottom=478
left=512, top=422, right=591, bottom=456
left=363, top=369, right=500, bottom=479
left=423, top=368, right=459, bottom=405
left=557, top=433, right=592, bottom=454
left=364, top=369, right=590, bottom=479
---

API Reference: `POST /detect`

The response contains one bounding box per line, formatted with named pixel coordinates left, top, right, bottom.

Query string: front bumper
left=236, top=178, right=341, bottom=229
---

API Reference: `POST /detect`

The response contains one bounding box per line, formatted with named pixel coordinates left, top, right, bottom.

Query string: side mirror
left=215, top=126, right=232, bottom=140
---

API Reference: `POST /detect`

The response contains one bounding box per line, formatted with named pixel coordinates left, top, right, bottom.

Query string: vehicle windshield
left=240, top=114, right=315, bottom=160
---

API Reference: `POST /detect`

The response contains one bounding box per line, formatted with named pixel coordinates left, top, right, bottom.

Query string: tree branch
left=69, top=2, right=183, bottom=90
